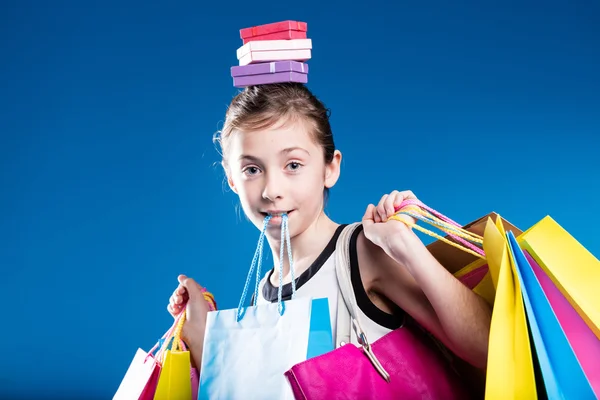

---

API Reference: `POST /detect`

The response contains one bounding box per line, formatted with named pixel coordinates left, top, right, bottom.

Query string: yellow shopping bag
left=397, top=202, right=538, bottom=399
left=425, top=211, right=521, bottom=306
left=154, top=310, right=193, bottom=400
left=482, top=216, right=537, bottom=399
left=518, top=216, right=600, bottom=339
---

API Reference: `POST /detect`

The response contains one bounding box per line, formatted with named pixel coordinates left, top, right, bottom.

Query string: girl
left=167, top=82, right=491, bottom=389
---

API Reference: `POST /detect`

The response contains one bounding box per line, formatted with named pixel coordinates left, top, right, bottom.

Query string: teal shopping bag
left=198, top=214, right=334, bottom=400
left=506, top=231, right=595, bottom=399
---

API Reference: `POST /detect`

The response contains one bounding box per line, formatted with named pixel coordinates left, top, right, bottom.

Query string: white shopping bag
left=197, top=214, right=333, bottom=400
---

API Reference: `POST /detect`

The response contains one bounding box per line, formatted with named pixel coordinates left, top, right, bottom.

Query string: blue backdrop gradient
left=1, top=1, right=599, bottom=399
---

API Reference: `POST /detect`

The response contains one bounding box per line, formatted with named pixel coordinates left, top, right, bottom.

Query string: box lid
left=425, top=212, right=522, bottom=274
left=231, top=61, right=309, bottom=77
left=238, top=49, right=311, bottom=67
left=236, top=38, right=312, bottom=59
left=240, top=20, right=308, bottom=39
left=242, top=30, right=307, bottom=44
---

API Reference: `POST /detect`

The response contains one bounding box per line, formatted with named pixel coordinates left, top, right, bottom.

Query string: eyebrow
left=238, top=147, right=310, bottom=162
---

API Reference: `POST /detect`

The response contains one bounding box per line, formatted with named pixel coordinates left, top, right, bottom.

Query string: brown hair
left=214, top=82, right=337, bottom=199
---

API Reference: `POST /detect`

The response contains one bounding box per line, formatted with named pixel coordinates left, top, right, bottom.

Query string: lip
left=260, top=210, right=294, bottom=221
left=261, top=209, right=292, bottom=216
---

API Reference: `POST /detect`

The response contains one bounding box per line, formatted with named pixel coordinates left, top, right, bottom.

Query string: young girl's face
left=225, top=118, right=340, bottom=237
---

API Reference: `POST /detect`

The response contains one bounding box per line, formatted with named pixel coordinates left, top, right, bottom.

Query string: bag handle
left=235, top=213, right=297, bottom=320
left=391, top=199, right=486, bottom=259
left=333, top=200, right=486, bottom=382
left=334, top=222, right=391, bottom=382
left=145, top=310, right=187, bottom=364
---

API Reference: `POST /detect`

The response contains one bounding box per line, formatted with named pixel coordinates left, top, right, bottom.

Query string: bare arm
left=362, top=231, right=491, bottom=369
left=189, top=341, right=204, bottom=372
left=360, top=191, right=492, bottom=370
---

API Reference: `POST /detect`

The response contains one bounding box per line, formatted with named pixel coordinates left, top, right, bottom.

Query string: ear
left=324, top=150, right=342, bottom=189
left=224, top=162, right=238, bottom=194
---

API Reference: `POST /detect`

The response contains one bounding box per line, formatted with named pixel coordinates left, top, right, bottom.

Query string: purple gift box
left=230, top=60, right=309, bottom=88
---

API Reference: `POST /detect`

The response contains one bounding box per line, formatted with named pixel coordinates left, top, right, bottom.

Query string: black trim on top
left=262, top=224, right=348, bottom=302
left=349, top=224, right=405, bottom=330
left=261, top=223, right=405, bottom=332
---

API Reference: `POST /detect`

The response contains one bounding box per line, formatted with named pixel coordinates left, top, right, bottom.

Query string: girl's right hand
left=168, top=274, right=211, bottom=348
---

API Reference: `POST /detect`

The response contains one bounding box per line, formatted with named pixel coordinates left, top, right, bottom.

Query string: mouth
left=260, top=210, right=294, bottom=221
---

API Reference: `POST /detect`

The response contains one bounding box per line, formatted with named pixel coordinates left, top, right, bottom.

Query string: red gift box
left=242, top=30, right=307, bottom=44
left=240, top=20, right=307, bottom=44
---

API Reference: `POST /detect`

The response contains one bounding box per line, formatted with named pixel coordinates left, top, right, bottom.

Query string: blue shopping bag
left=198, top=214, right=334, bottom=400
left=506, top=231, right=595, bottom=399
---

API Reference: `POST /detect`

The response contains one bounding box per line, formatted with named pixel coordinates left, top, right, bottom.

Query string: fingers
left=362, top=204, right=376, bottom=226
left=168, top=286, right=188, bottom=317
left=170, top=286, right=189, bottom=306
left=376, top=191, right=403, bottom=222
left=371, top=190, right=418, bottom=223
left=167, top=276, right=192, bottom=318
left=168, top=274, right=212, bottom=318
left=167, top=303, right=179, bottom=317
left=179, top=275, right=202, bottom=301
left=385, top=191, right=401, bottom=216
left=375, top=194, right=388, bottom=223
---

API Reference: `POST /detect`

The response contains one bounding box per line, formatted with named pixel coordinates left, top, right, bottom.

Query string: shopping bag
left=113, top=313, right=184, bottom=400
left=198, top=214, right=333, bottom=400
left=518, top=216, right=600, bottom=338
left=153, top=350, right=192, bottom=400
left=284, top=222, right=472, bottom=400
left=525, top=250, right=600, bottom=396
left=154, top=309, right=193, bottom=400
left=398, top=201, right=537, bottom=399
left=507, top=231, right=596, bottom=398
left=190, top=368, right=198, bottom=400
left=482, top=216, right=538, bottom=399
left=425, top=210, right=522, bottom=306
left=113, top=348, right=161, bottom=400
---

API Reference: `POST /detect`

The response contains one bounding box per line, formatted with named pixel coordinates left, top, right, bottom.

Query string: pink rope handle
left=395, top=199, right=464, bottom=228
left=145, top=311, right=185, bottom=363
left=200, top=287, right=217, bottom=311
left=394, top=199, right=485, bottom=257
left=143, top=286, right=217, bottom=364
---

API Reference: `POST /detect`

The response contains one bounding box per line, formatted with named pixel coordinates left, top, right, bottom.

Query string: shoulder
left=352, top=224, right=401, bottom=286
left=352, top=224, right=446, bottom=341
left=352, top=223, right=425, bottom=314
left=353, top=226, right=383, bottom=286
left=347, top=224, right=407, bottom=321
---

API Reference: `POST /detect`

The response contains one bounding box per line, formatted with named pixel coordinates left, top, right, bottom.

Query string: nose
left=262, top=170, right=285, bottom=201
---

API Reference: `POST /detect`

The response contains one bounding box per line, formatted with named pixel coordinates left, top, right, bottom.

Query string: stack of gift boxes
left=230, top=20, right=312, bottom=88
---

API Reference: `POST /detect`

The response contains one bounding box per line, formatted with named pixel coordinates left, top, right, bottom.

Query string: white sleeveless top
left=254, top=224, right=405, bottom=348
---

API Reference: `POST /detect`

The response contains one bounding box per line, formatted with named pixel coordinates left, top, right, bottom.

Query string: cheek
left=292, top=172, right=326, bottom=205
left=236, top=177, right=273, bottom=215
left=236, top=179, right=257, bottom=201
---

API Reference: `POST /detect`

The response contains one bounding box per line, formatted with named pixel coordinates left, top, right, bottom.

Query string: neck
left=266, top=211, right=339, bottom=286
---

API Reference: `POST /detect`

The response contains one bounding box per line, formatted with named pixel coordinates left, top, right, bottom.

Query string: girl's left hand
left=362, top=190, right=422, bottom=264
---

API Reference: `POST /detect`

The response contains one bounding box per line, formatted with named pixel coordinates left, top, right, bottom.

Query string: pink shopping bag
left=113, top=313, right=183, bottom=399
left=526, top=251, right=600, bottom=396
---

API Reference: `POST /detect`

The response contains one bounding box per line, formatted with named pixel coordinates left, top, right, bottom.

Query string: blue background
left=1, top=1, right=598, bottom=398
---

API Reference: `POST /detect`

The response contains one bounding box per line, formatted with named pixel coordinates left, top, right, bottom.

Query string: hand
left=167, top=274, right=211, bottom=348
left=362, top=190, right=422, bottom=264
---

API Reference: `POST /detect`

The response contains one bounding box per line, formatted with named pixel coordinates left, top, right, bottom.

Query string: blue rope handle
left=235, top=213, right=296, bottom=321
left=284, top=214, right=296, bottom=297
left=236, top=215, right=270, bottom=321
left=277, top=214, right=296, bottom=315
